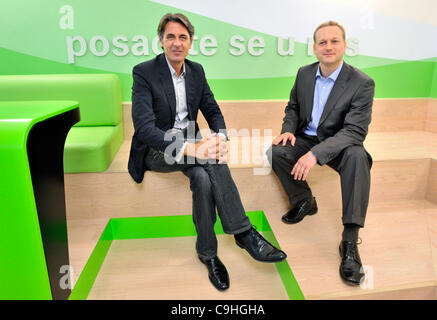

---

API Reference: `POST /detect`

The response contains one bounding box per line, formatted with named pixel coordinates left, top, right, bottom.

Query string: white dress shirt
left=165, top=57, right=190, bottom=131
left=165, top=56, right=225, bottom=162
left=165, top=57, right=189, bottom=162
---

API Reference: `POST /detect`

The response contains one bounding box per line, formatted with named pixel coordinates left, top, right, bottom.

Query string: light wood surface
left=69, top=199, right=437, bottom=299
left=65, top=158, right=430, bottom=220
left=65, top=130, right=437, bottom=221
left=289, top=200, right=437, bottom=299
left=426, top=99, right=437, bottom=134
left=104, top=131, right=437, bottom=173
left=331, top=283, right=437, bottom=300
left=122, top=98, right=432, bottom=139
left=67, top=217, right=109, bottom=287
left=364, top=131, right=437, bottom=161
left=427, top=159, right=437, bottom=204
left=423, top=197, right=437, bottom=288
left=370, top=98, right=428, bottom=132
left=86, top=235, right=289, bottom=300
left=108, top=131, right=437, bottom=173
left=65, top=98, right=437, bottom=299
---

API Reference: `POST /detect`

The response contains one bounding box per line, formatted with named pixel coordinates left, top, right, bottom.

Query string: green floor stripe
left=262, top=230, right=305, bottom=300
left=69, top=211, right=304, bottom=300
left=110, top=215, right=198, bottom=239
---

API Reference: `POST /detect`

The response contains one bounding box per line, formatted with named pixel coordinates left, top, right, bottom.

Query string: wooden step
left=68, top=199, right=437, bottom=299
left=108, top=130, right=437, bottom=172
left=65, top=98, right=437, bottom=299
left=65, top=158, right=434, bottom=219
left=66, top=156, right=437, bottom=295
left=281, top=200, right=437, bottom=299
left=65, top=130, right=437, bottom=221
left=123, top=98, right=436, bottom=138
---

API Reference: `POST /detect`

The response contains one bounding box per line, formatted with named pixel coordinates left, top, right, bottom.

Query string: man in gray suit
left=268, top=21, right=375, bottom=285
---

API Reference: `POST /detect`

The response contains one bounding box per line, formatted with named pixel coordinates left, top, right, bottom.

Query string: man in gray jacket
left=268, top=21, right=375, bottom=285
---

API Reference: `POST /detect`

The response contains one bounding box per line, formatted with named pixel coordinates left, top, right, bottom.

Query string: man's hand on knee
left=185, top=133, right=228, bottom=162
left=216, top=134, right=228, bottom=164
left=272, top=132, right=296, bottom=146
left=291, top=151, right=317, bottom=181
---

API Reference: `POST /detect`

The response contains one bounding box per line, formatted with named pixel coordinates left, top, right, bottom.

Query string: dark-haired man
left=128, top=13, right=286, bottom=291
left=268, top=21, right=375, bottom=285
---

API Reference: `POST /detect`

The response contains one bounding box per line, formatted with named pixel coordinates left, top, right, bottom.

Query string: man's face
left=160, top=21, right=192, bottom=67
left=313, top=26, right=346, bottom=68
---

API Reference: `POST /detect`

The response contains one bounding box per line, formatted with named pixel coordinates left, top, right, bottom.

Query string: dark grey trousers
left=267, top=134, right=372, bottom=227
left=145, top=149, right=252, bottom=259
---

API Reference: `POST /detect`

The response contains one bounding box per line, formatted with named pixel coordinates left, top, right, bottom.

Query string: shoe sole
left=282, top=208, right=318, bottom=224
left=235, top=240, right=287, bottom=263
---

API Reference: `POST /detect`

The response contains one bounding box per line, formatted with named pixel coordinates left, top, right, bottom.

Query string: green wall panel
left=1, top=46, right=436, bottom=100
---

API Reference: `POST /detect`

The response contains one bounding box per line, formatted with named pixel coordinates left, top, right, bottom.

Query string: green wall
left=0, top=0, right=436, bottom=100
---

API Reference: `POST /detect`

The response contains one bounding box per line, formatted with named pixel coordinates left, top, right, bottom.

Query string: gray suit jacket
left=281, top=61, right=375, bottom=165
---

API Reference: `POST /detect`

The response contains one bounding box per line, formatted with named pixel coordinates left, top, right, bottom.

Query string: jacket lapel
left=318, top=62, right=351, bottom=127
left=158, top=54, right=176, bottom=121
left=305, top=64, right=318, bottom=123
left=183, top=62, right=195, bottom=121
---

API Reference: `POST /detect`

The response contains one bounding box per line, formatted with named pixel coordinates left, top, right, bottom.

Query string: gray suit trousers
left=267, top=134, right=372, bottom=227
left=145, top=149, right=252, bottom=259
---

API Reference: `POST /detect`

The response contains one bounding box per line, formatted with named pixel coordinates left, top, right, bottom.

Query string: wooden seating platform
left=65, top=98, right=437, bottom=299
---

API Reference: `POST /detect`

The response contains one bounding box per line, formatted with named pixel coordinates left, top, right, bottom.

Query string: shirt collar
left=165, top=55, right=186, bottom=78
left=316, top=60, right=344, bottom=81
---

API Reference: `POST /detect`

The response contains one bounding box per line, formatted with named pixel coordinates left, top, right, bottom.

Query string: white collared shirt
left=164, top=56, right=226, bottom=162
left=165, top=57, right=189, bottom=131
left=165, top=56, right=189, bottom=162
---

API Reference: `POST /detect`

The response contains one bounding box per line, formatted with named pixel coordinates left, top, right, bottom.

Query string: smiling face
left=313, top=25, right=346, bottom=70
left=160, top=21, right=192, bottom=70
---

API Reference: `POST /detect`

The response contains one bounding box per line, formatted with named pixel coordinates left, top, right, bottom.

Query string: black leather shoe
left=199, top=256, right=230, bottom=291
left=282, top=197, right=318, bottom=224
left=339, top=240, right=365, bottom=285
left=235, top=227, right=287, bottom=263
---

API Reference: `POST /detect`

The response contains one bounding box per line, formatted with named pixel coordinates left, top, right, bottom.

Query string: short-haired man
left=128, top=13, right=286, bottom=291
left=268, top=21, right=375, bottom=285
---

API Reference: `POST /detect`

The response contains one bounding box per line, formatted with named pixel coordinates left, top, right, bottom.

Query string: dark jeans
left=145, top=149, right=252, bottom=259
left=267, top=134, right=372, bottom=227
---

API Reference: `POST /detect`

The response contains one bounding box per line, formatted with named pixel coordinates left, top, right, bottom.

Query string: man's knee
left=266, top=144, right=289, bottom=165
left=189, top=166, right=212, bottom=190
left=342, top=146, right=371, bottom=168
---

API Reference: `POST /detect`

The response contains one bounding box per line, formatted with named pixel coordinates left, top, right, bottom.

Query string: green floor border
left=68, top=211, right=305, bottom=300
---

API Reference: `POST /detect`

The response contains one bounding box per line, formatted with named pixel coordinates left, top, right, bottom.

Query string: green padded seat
left=64, top=124, right=124, bottom=173
left=0, top=74, right=124, bottom=172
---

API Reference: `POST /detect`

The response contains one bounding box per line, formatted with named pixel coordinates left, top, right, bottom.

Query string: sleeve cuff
left=174, top=141, right=188, bottom=163
left=217, top=132, right=227, bottom=140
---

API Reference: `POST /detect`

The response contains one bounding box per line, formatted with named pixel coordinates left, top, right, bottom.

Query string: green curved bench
left=0, top=74, right=123, bottom=172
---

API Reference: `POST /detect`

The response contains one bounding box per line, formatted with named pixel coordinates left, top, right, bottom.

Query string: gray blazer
left=281, top=61, right=375, bottom=165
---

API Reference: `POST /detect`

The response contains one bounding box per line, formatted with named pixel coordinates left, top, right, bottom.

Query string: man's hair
left=313, top=21, right=346, bottom=42
left=157, top=13, right=195, bottom=41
